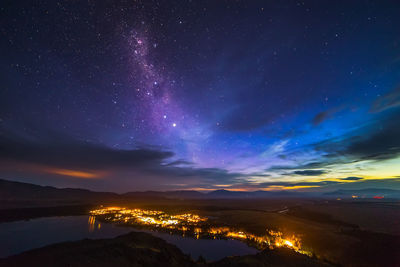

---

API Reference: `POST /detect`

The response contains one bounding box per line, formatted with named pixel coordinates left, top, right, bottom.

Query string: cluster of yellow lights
left=90, top=207, right=206, bottom=227
left=89, top=207, right=309, bottom=255
left=208, top=227, right=306, bottom=254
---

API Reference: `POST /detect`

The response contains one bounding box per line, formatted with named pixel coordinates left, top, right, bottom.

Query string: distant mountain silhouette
left=123, top=190, right=205, bottom=199
left=324, top=188, right=400, bottom=198
left=1, top=178, right=399, bottom=209
left=0, top=179, right=117, bottom=199
left=0, top=179, right=119, bottom=208
left=206, top=189, right=313, bottom=199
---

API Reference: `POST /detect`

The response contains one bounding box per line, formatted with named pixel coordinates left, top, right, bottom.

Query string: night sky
left=1, top=0, right=400, bottom=192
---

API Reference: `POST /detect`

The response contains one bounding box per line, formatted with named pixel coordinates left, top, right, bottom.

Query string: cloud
left=158, top=166, right=245, bottom=183
left=371, top=86, right=400, bottom=113
left=342, top=112, right=400, bottom=160
left=223, top=178, right=400, bottom=192
left=264, top=109, right=400, bottom=182
left=222, top=179, right=343, bottom=192
left=307, top=109, right=400, bottom=164
left=267, top=161, right=329, bottom=172
left=339, top=176, right=364, bottom=181
left=163, top=160, right=193, bottom=167
left=0, top=127, right=248, bottom=190
left=0, top=130, right=173, bottom=171
left=312, top=106, right=345, bottom=126
left=45, top=168, right=101, bottom=179
left=293, top=170, right=326, bottom=176
left=261, top=140, right=289, bottom=157
left=312, top=111, right=331, bottom=126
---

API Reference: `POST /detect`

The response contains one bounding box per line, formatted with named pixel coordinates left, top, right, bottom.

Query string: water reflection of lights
left=88, top=216, right=95, bottom=232
left=88, top=215, right=101, bottom=232
left=90, top=207, right=310, bottom=255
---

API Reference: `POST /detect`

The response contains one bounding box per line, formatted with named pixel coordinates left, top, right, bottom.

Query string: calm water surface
left=0, top=215, right=258, bottom=260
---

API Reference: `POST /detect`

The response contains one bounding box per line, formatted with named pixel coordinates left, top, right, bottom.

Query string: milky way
left=127, top=30, right=178, bottom=132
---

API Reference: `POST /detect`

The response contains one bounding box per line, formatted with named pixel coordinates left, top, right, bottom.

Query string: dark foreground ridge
left=0, top=231, right=329, bottom=267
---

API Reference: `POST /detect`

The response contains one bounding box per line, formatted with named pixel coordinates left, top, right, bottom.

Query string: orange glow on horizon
left=46, top=168, right=100, bottom=178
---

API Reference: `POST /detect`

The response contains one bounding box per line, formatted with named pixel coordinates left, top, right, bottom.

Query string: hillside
left=1, top=178, right=399, bottom=210
left=0, top=179, right=119, bottom=208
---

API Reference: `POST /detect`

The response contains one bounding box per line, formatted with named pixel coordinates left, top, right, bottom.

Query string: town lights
left=90, top=207, right=309, bottom=256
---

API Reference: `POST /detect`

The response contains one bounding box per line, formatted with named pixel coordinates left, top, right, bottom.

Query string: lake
left=0, top=215, right=258, bottom=261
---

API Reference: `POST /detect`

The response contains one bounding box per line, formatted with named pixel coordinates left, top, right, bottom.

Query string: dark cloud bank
left=293, top=170, right=326, bottom=176
left=0, top=127, right=246, bottom=190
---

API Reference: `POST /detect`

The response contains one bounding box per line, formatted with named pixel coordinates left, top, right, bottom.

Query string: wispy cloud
left=293, top=170, right=326, bottom=176
left=371, top=86, right=400, bottom=113
left=312, top=106, right=344, bottom=126
left=339, top=176, right=364, bottom=181
left=45, top=168, right=101, bottom=179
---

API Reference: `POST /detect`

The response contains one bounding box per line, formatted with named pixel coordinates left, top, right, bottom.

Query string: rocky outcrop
left=0, top=231, right=195, bottom=267
left=210, top=248, right=330, bottom=267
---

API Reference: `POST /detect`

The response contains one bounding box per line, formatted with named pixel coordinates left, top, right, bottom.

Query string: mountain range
left=1, top=178, right=399, bottom=209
